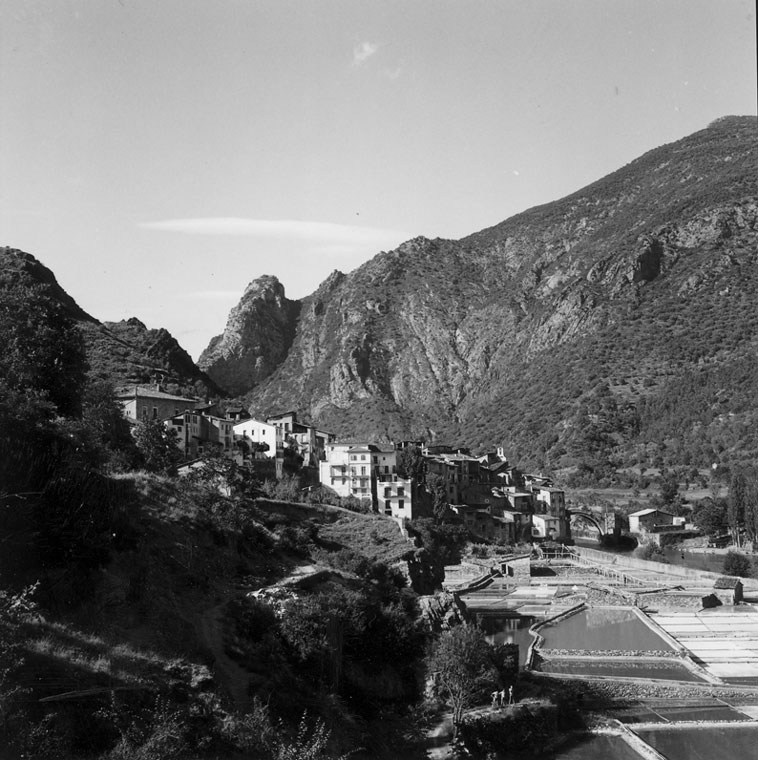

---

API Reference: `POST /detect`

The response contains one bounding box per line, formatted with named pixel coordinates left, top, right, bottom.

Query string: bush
left=635, top=541, right=668, bottom=563
left=723, top=550, right=753, bottom=578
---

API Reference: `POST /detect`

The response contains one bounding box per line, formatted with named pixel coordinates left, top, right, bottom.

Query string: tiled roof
left=714, top=576, right=742, bottom=589
left=114, top=387, right=197, bottom=402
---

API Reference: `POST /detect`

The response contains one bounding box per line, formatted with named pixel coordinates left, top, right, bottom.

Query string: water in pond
left=634, top=726, right=758, bottom=760
left=537, top=658, right=704, bottom=682
left=550, top=733, right=646, bottom=760
left=539, top=608, right=674, bottom=652
left=662, top=547, right=729, bottom=574
left=474, top=613, right=536, bottom=666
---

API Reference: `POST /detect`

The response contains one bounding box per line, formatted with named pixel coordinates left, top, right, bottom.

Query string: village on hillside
left=115, top=383, right=702, bottom=550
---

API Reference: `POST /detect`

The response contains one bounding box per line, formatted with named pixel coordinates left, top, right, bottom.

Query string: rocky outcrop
left=418, top=592, right=468, bottom=633
left=198, top=275, right=300, bottom=397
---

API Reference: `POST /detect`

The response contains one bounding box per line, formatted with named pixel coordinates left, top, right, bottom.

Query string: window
left=397, top=487, right=404, bottom=496
left=384, top=487, right=391, bottom=497
left=361, top=455, right=366, bottom=461
left=398, top=500, right=404, bottom=510
left=361, top=466, right=366, bottom=475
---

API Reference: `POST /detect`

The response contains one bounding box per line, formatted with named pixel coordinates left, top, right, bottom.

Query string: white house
left=233, top=418, right=283, bottom=458
left=319, top=442, right=400, bottom=506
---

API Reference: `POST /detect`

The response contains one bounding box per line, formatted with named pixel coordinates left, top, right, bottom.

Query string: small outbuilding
left=713, top=576, right=744, bottom=605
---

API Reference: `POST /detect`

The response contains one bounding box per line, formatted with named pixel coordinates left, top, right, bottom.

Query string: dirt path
left=195, top=599, right=252, bottom=713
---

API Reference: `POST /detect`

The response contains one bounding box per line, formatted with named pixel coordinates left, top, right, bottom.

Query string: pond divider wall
left=526, top=602, right=585, bottom=671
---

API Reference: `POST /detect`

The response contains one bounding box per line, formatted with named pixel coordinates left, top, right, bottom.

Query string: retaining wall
left=574, top=546, right=758, bottom=589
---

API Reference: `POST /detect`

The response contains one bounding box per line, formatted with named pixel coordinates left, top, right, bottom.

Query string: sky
left=1, top=0, right=756, bottom=359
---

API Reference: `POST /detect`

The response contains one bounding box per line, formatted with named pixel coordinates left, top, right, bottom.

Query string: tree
left=728, top=469, right=749, bottom=545
left=184, top=448, right=261, bottom=497
left=65, top=380, right=140, bottom=472
left=396, top=445, right=425, bottom=482
left=426, top=624, right=499, bottom=737
left=134, top=419, right=182, bottom=475
left=691, top=497, right=728, bottom=536
left=0, top=280, right=86, bottom=418
left=658, top=471, right=680, bottom=506
left=723, top=550, right=752, bottom=578
left=425, top=473, right=451, bottom=522
left=406, top=518, right=468, bottom=594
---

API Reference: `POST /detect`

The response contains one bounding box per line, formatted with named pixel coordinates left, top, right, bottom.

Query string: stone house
left=712, top=576, right=744, bottom=605
left=165, top=411, right=234, bottom=460
left=115, top=385, right=198, bottom=423
left=629, top=508, right=675, bottom=534
left=425, top=452, right=481, bottom=504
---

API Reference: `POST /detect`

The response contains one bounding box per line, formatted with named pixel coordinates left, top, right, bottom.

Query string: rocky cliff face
left=234, top=116, right=758, bottom=468
left=198, top=275, right=300, bottom=397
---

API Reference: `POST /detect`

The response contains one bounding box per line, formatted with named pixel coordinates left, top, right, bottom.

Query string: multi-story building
left=319, top=442, right=413, bottom=515
left=267, top=411, right=334, bottom=467
left=115, top=385, right=198, bottom=423
left=376, top=472, right=413, bottom=520
left=165, top=411, right=235, bottom=460
left=425, top=452, right=481, bottom=504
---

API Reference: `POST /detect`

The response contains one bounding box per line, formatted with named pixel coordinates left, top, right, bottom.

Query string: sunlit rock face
left=198, top=275, right=301, bottom=397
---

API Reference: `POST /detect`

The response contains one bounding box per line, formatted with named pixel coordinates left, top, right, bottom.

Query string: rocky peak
left=198, top=275, right=301, bottom=397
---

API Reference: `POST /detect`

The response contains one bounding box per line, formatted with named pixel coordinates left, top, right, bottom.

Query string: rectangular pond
left=634, top=726, right=758, bottom=760
left=538, top=607, right=675, bottom=652
left=548, top=733, right=646, bottom=760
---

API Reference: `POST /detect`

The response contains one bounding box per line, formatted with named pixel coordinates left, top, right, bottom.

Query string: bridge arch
left=569, top=511, right=605, bottom=536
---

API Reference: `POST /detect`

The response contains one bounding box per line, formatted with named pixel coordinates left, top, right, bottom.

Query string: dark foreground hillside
left=1, top=469, right=432, bottom=759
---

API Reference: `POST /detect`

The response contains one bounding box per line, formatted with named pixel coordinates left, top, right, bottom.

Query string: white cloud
left=140, top=217, right=407, bottom=252
left=353, top=40, right=378, bottom=65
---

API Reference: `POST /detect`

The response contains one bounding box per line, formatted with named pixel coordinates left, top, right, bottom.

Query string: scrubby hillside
left=0, top=248, right=223, bottom=399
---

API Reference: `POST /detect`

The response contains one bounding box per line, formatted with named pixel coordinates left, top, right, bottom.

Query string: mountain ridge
left=232, top=115, right=758, bottom=473
left=0, top=247, right=224, bottom=399
left=5, top=115, right=757, bottom=475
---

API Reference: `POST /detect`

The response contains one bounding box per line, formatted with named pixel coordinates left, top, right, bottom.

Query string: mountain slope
left=0, top=247, right=224, bottom=398
left=237, top=116, right=758, bottom=471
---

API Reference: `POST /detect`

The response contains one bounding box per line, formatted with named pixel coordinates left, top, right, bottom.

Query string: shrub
left=723, top=550, right=753, bottom=578
left=635, top=541, right=668, bottom=563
